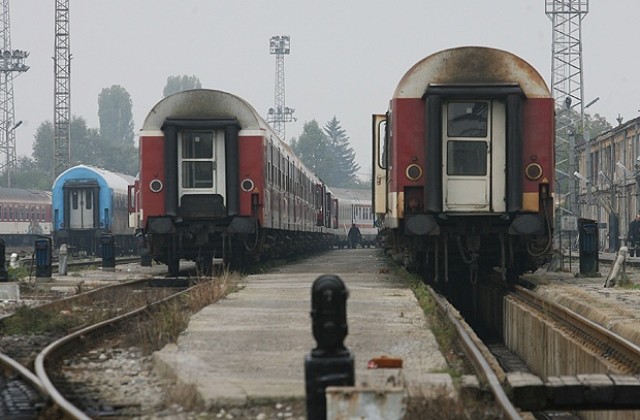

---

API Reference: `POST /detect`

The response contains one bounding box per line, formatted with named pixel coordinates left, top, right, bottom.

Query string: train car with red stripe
left=136, top=89, right=336, bottom=275
left=0, top=187, right=52, bottom=249
left=372, top=46, right=554, bottom=283
left=331, top=187, right=377, bottom=247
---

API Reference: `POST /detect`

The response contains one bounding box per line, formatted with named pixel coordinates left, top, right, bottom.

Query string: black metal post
left=304, top=274, right=354, bottom=420
left=35, top=236, right=52, bottom=280
left=578, top=218, right=599, bottom=275
left=100, top=233, right=115, bottom=271
left=0, top=238, right=7, bottom=281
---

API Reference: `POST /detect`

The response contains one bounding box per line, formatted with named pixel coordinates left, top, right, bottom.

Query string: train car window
left=72, top=191, right=78, bottom=210
left=378, top=119, right=388, bottom=169
left=182, top=161, right=214, bottom=188
left=86, top=190, right=92, bottom=210
left=447, top=102, right=488, bottom=137
left=447, top=141, right=488, bottom=176
left=181, top=130, right=215, bottom=189
left=182, top=132, right=214, bottom=159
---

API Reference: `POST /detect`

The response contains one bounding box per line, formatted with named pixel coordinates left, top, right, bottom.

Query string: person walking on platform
left=348, top=223, right=362, bottom=249
left=627, top=214, right=640, bottom=257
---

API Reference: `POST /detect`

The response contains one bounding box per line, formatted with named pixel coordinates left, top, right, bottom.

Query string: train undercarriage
left=380, top=215, right=552, bottom=288
left=145, top=219, right=336, bottom=276
left=53, top=229, right=138, bottom=257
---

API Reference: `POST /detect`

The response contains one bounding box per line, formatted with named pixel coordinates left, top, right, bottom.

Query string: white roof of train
left=0, top=187, right=51, bottom=203
left=330, top=187, right=371, bottom=204
left=53, top=164, right=134, bottom=194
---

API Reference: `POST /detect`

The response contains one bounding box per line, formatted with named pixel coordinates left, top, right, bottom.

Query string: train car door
left=178, top=130, right=226, bottom=205
left=68, top=187, right=96, bottom=229
left=442, top=100, right=506, bottom=212
left=372, top=114, right=388, bottom=217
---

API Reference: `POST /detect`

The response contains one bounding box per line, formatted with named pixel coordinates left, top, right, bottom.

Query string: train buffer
left=506, top=372, right=640, bottom=411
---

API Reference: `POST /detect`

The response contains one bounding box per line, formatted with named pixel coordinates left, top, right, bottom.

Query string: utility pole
left=0, top=0, right=28, bottom=187
left=546, top=0, right=589, bottom=214
left=266, top=35, right=295, bottom=140
left=53, top=0, right=71, bottom=178
left=546, top=0, right=589, bottom=247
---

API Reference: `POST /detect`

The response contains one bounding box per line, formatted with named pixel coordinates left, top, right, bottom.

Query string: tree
left=163, top=75, right=202, bottom=97
left=31, top=120, right=55, bottom=178
left=68, top=118, right=102, bottom=166
left=5, top=156, right=52, bottom=190
left=290, top=120, right=330, bottom=180
left=323, top=116, right=360, bottom=187
left=290, top=118, right=363, bottom=188
left=30, top=116, right=139, bottom=185
left=98, top=85, right=135, bottom=147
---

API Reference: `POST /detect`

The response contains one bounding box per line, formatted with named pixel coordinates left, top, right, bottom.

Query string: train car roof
left=52, top=165, right=134, bottom=194
left=141, top=89, right=271, bottom=133
left=0, top=187, right=51, bottom=203
left=394, top=46, right=550, bottom=99
left=330, top=187, right=371, bottom=203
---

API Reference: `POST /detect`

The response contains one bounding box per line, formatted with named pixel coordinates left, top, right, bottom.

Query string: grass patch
left=128, top=269, right=238, bottom=353
left=395, top=267, right=466, bottom=378
left=616, top=273, right=640, bottom=289
left=0, top=305, right=78, bottom=334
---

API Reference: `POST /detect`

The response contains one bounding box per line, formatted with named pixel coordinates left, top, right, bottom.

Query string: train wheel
left=196, top=255, right=213, bottom=277
left=168, top=257, right=180, bottom=277
left=167, top=239, right=180, bottom=276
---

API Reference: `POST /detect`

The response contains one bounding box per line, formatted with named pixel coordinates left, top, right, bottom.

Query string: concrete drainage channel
left=497, top=285, right=640, bottom=417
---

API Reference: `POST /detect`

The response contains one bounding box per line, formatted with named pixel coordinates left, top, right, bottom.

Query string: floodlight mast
left=546, top=0, right=589, bottom=220
left=266, top=35, right=295, bottom=139
left=0, top=0, right=28, bottom=187
left=53, top=0, right=71, bottom=178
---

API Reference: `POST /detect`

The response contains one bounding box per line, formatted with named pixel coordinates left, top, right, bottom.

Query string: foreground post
left=0, top=238, right=7, bottom=281
left=35, top=236, right=52, bottom=281
left=100, top=233, right=115, bottom=271
left=304, top=274, right=354, bottom=420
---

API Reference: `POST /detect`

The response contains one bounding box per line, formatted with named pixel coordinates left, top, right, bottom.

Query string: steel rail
left=428, top=285, right=522, bottom=420
left=34, top=285, right=192, bottom=420
left=512, top=285, right=640, bottom=370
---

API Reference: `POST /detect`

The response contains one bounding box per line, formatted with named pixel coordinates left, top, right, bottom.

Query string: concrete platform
left=152, top=248, right=449, bottom=408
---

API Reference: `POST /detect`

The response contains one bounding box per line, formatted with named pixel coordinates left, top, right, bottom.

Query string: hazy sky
left=9, top=1, right=638, bottom=178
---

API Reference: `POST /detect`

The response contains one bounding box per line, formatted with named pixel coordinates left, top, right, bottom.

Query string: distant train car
left=331, top=187, right=377, bottom=247
left=373, top=46, right=554, bottom=283
left=136, top=89, right=336, bottom=274
left=0, top=187, right=52, bottom=247
left=52, top=165, right=137, bottom=256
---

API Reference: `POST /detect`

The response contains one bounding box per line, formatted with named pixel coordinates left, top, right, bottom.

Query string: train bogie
left=52, top=165, right=137, bottom=256
left=373, top=47, right=554, bottom=283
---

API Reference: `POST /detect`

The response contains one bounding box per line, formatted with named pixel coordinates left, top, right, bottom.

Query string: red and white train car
left=372, top=46, right=555, bottom=283
left=0, top=187, right=52, bottom=248
left=331, top=187, right=377, bottom=247
left=136, top=89, right=336, bottom=274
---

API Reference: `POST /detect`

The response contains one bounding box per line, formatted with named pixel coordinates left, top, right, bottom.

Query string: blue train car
left=52, top=165, right=137, bottom=256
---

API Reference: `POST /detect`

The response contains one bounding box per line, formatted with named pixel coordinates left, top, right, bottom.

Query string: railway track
left=0, top=272, right=205, bottom=419
left=7, top=255, right=141, bottom=272
left=432, top=264, right=640, bottom=417
left=427, top=284, right=523, bottom=419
